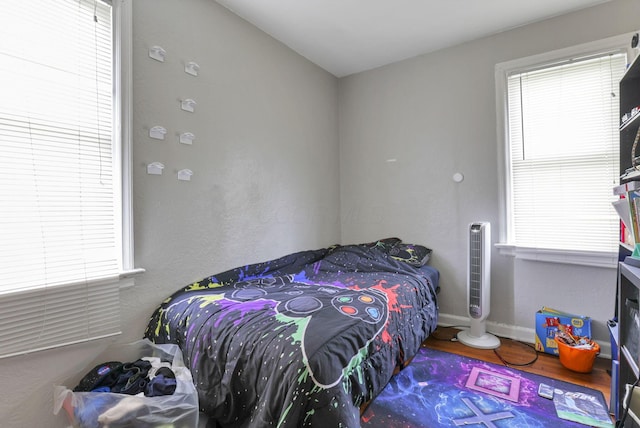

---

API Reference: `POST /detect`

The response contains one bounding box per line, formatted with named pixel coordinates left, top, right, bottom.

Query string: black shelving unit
left=616, top=52, right=640, bottom=427
left=618, top=263, right=640, bottom=426
left=621, top=55, right=640, bottom=180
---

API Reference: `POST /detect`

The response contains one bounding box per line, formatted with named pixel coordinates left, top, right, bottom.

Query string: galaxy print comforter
left=144, top=240, right=439, bottom=427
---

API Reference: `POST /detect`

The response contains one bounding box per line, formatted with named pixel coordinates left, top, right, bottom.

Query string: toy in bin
left=554, top=331, right=600, bottom=373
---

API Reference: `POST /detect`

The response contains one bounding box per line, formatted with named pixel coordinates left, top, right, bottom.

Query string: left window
left=0, top=0, right=136, bottom=358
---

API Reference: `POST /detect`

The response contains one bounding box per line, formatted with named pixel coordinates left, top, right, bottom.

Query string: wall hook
left=147, top=162, right=165, bottom=175
left=179, top=132, right=195, bottom=145
left=149, top=45, right=166, bottom=62
left=185, top=61, right=200, bottom=76
left=178, top=169, right=193, bottom=181
left=149, top=126, right=167, bottom=140
left=181, top=98, right=196, bottom=112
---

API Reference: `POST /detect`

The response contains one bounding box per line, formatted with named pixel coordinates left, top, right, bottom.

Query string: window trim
left=114, top=0, right=136, bottom=277
left=114, top=0, right=144, bottom=284
left=495, top=33, right=633, bottom=267
left=116, top=0, right=144, bottom=287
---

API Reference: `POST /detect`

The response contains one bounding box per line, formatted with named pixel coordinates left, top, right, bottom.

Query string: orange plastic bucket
left=555, top=337, right=600, bottom=373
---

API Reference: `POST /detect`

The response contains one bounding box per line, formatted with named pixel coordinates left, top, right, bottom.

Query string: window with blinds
left=0, top=0, right=133, bottom=358
left=504, top=51, right=625, bottom=254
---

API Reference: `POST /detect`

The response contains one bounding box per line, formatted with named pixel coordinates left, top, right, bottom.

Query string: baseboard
left=436, top=312, right=612, bottom=360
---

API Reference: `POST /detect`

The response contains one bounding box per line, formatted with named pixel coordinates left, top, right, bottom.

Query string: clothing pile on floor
left=53, top=339, right=200, bottom=428
left=72, top=357, right=179, bottom=427
left=74, top=358, right=178, bottom=397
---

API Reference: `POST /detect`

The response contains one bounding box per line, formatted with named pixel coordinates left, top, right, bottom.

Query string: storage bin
left=53, top=339, right=199, bottom=428
left=555, top=337, right=600, bottom=373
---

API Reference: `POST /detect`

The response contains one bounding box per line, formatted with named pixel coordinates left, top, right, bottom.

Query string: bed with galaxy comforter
left=144, top=238, right=439, bottom=427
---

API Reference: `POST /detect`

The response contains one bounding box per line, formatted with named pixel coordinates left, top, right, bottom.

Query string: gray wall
left=339, top=0, right=640, bottom=349
left=0, top=0, right=340, bottom=426
left=2, top=0, right=639, bottom=425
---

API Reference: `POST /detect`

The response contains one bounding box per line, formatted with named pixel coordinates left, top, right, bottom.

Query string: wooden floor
left=423, top=327, right=612, bottom=405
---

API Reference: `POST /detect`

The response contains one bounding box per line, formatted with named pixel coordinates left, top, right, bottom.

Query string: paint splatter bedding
left=144, top=239, right=439, bottom=427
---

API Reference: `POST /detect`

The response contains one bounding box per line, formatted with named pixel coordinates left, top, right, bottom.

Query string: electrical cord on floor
left=428, top=325, right=469, bottom=341
left=492, top=339, right=539, bottom=367
left=616, top=376, right=640, bottom=428
left=427, top=326, right=539, bottom=367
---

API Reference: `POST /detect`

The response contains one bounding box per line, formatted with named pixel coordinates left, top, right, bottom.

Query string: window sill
left=119, top=268, right=146, bottom=290
left=495, top=243, right=617, bottom=268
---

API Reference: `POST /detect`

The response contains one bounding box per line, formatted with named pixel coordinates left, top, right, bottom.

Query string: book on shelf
left=613, top=196, right=635, bottom=246
left=629, top=191, right=640, bottom=245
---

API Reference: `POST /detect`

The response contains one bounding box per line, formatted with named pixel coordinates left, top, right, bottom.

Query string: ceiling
left=215, top=0, right=610, bottom=77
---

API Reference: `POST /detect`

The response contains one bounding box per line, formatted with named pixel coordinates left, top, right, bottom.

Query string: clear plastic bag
left=53, top=339, right=199, bottom=428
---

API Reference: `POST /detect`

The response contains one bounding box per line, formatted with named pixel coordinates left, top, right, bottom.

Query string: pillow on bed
left=365, top=237, right=402, bottom=249
left=389, top=243, right=432, bottom=267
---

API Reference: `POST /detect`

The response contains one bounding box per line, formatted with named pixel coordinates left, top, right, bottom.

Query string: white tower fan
left=457, top=222, right=501, bottom=349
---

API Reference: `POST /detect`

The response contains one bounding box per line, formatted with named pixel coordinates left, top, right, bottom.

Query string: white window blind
left=0, top=0, right=128, bottom=358
left=505, top=52, right=625, bottom=253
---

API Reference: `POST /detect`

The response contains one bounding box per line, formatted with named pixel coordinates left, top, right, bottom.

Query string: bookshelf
left=618, top=263, right=640, bottom=427
left=616, top=52, right=640, bottom=427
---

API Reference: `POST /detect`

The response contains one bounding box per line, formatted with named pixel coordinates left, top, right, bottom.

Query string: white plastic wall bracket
left=149, top=45, right=166, bottom=62
left=147, top=162, right=165, bottom=175
left=181, top=98, right=196, bottom=112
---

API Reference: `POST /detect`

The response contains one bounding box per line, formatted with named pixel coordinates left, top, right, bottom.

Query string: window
left=496, top=36, right=629, bottom=267
left=0, top=0, right=135, bottom=358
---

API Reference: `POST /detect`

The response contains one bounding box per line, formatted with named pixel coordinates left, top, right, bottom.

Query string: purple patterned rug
left=361, top=347, right=612, bottom=428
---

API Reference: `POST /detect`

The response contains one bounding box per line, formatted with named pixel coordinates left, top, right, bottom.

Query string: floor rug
left=361, top=347, right=612, bottom=428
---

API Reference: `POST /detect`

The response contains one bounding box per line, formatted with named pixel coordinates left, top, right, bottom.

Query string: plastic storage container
left=53, top=339, right=199, bottom=428
left=555, top=337, right=600, bottom=373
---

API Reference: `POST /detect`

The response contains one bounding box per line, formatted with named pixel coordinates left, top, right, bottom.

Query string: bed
left=144, top=238, right=439, bottom=427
